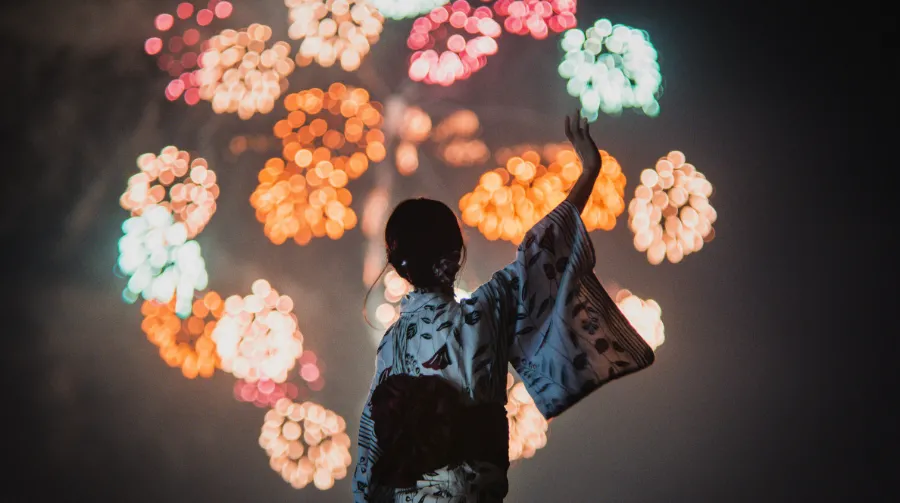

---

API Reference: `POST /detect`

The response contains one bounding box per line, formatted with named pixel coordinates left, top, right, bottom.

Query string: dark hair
left=384, top=198, right=465, bottom=289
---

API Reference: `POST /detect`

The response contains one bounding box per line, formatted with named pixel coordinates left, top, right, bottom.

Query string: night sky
left=3, top=0, right=893, bottom=502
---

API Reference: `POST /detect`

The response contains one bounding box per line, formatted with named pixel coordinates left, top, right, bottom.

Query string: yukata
left=353, top=200, right=655, bottom=502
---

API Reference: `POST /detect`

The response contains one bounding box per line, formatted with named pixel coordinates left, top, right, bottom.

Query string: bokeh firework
left=506, top=372, right=549, bottom=461
left=614, top=288, right=665, bottom=351
left=250, top=84, right=383, bottom=245
left=260, top=399, right=353, bottom=490
left=286, top=0, right=385, bottom=72
left=492, top=0, right=577, bottom=39
left=117, top=205, right=209, bottom=318
left=459, top=146, right=625, bottom=243
left=408, top=1, right=502, bottom=86
left=559, top=18, right=662, bottom=120
left=628, top=150, right=716, bottom=264
left=212, top=280, right=304, bottom=383
left=121, top=147, right=219, bottom=239
left=196, top=24, right=296, bottom=119
left=140, top=291, right=224, bottom=378
left=145, top=0, right=235, bottom=104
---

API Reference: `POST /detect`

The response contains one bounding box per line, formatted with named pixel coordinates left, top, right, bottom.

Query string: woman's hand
left=564, top=112, right=602, bottom=173
left=564, top=112, right=604, bottom=213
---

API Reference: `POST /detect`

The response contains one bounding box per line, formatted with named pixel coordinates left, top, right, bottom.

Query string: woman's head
left=384, top=198, right=465, bottom=289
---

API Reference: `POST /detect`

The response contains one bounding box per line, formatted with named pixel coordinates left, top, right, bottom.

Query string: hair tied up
left=433, top=255, right=461, bottom=287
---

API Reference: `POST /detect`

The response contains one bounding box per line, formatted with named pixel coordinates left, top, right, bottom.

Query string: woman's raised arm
left=564, top=112, right=603, bottom=213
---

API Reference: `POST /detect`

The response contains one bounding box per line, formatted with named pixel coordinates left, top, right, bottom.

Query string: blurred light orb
left=196, top=23, right=295, bottom=120
left=371, top=0, right=446, bottom=19
left=373, top=269, right=411, bottom=327
left=432, top=109, right=489, bottom=167
left=141, top=291, right=224, bottom=378
left=121, top=146, right=219, bottom=239
left=628, top=150, right=716, bottom=265
left=383, top=96, right=439, bottom=176
left=286, top=0, right=385, bottom=72
left=298, top=349, right=325, bottom=392
left=398, top=106, right=433, bottom=144
left=117, top=205, right=209, bottom=317
left=394, top=104, right=433, bottom=175
left=212, top=280, right=304, bottom=383
left=614, top=288, right=665, bottom=351
left=440, top=139, right=490, bottom=168
left=558, top=19, right=662, bottom=121
left=361, top=187, right=390, bottom=285
left=250, top=84, right=382, bottom=245
left=147, top=0, right=235, bottom=104
left=260, top=399, right=353, bottom=490
left=407, top=1, right=502, bottom=86
left=495, top=141, right=569, bottom=166
left=506, top=372, right=549, bottom=461
left=229, top=134, right=275, bottom=157
left=492, top=0, right=577, bottom=39
left=235, top=379, right=300, bottom=408
left=459, top=147, right=625, bottom=243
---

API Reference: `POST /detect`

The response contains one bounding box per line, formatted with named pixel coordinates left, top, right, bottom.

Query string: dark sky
left=3, top=0, right=893, bottom=502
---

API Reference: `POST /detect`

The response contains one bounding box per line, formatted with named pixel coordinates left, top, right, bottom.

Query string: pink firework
left=492, top=0, right=576, bottom=39
left=407, top=1, right=502, bottom=86
left=144, top=0, right=235, bottom=105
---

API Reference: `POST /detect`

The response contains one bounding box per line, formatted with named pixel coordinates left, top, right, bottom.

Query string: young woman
left=353, top=114, right=655, bottom=502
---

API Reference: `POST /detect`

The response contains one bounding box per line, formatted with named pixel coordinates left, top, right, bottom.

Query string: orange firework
left=286, top=0, right=385, bottom=72
left=260, top=399, right=353, bottom=490
left=628, top=150, right=716, bottom=264
left=582, top=150, right=627, bottom=231
left=250, top=84, right=383, bottom=245
left=497, top=143, right=625, bottom=231
left=196, top=24, right=296, bottom=119
left=459, top=146, right=625, bottom=243
left=506, top=372, right=549, bottom=461
left=140, top=291, right=224, bottom=379
left=121, top=146, right=219, bottom=239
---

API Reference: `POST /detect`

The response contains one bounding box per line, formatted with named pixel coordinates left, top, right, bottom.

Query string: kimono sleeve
left=479, top=200, right=655, bottom=419
left=352, top=335, right=395, bottom=503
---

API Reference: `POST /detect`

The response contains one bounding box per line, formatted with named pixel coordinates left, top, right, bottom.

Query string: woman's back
left=354, top=201, right=655, bottom=502
left=363, top=292, right=511, bottom=501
